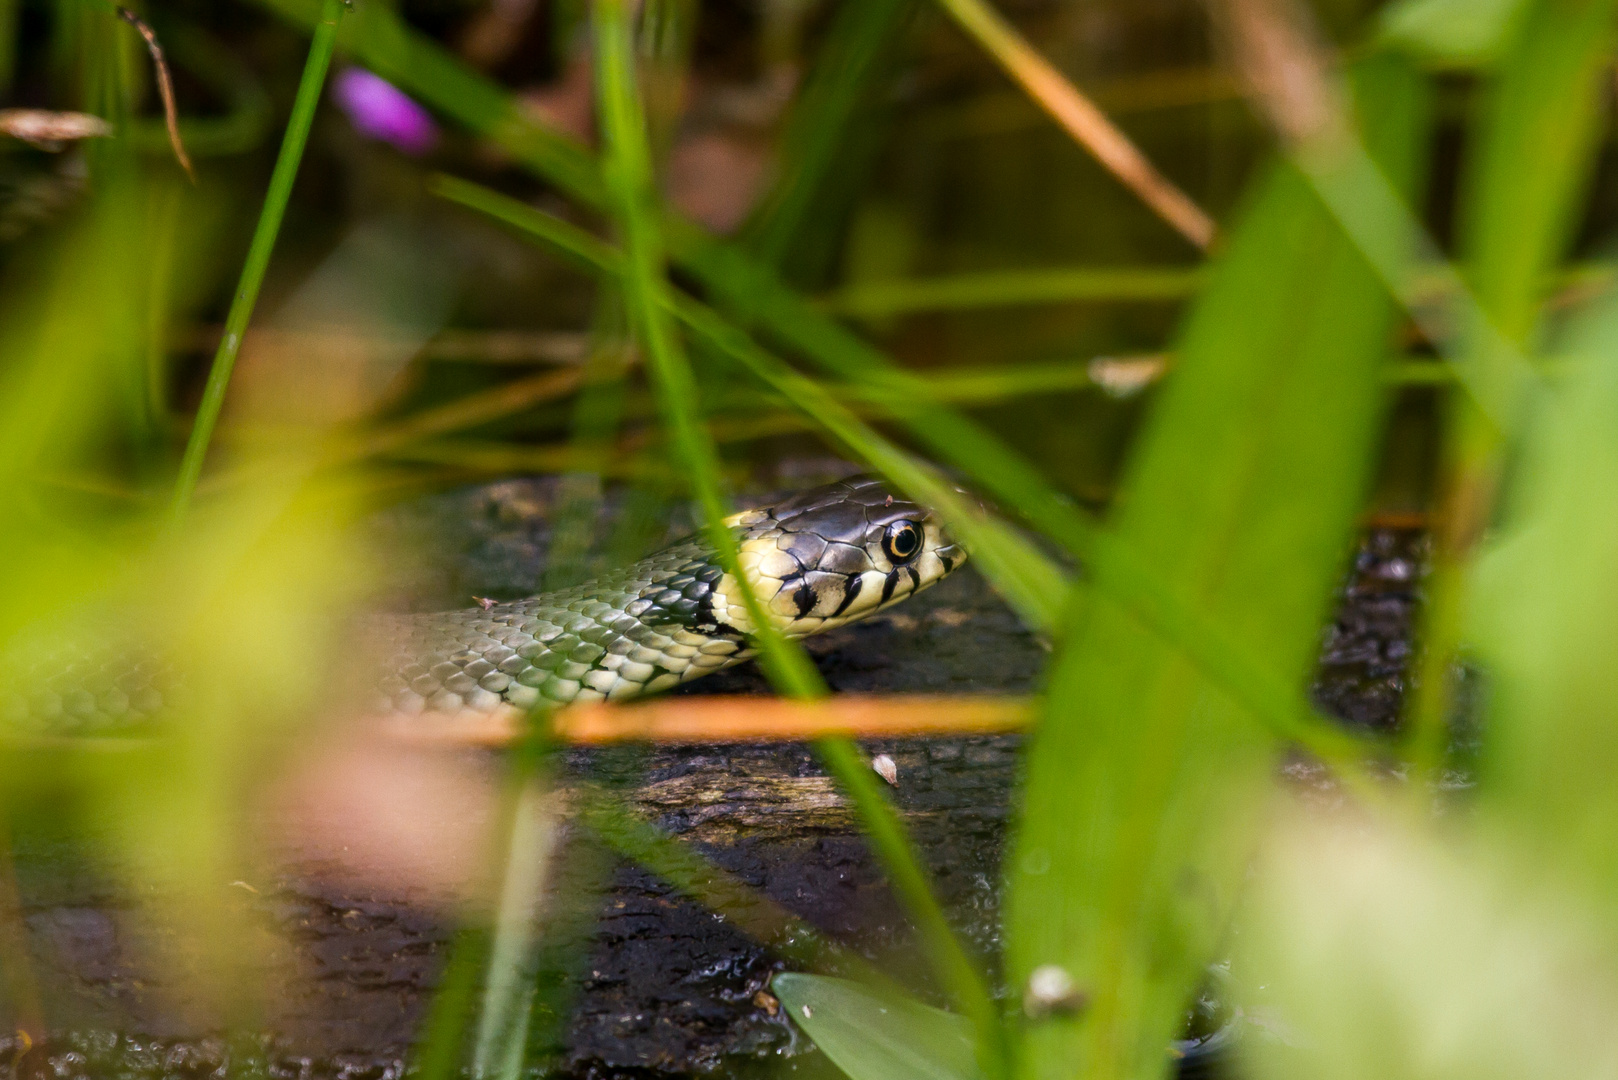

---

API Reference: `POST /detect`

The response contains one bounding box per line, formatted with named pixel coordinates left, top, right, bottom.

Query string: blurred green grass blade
left=472, top=771, right=561, bottom=1080
left=411, top=928, right=490, bottom=1080
left=1470, top=287, right=1618, bottom=904
left=543, top=294, right=634, bottom=591
left=1378, top=0, right=1530, bottom=66
left=743, top=0, right=913, bottom=269
left=822, top=266, right=1203, bottom=316
left=666, top=225, right=1107, bottom=553
left=772, top=973, right=980, bottom=1080
left=1243, top=813, right=1618, bottom=1080
left=1461, top=0, right=1617, bottom=347
left=1006, top=55, right=1428, bottom=1080
left=167, top=0, right=343, bottom=523
left=432, top=175, right=620, bottom=268
left=1405, top=0, right=1617, bottom=771
left=0, top=188, right=146, bottom=497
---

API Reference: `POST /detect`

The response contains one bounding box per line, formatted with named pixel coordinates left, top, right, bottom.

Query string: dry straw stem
left=1208, top=0, right=1346, bottom=149
left=933, top=0, right=1217, bottom=250
left=381, top=693, right=1034, bottom=747
left=116, top=7, right=196, bottom=182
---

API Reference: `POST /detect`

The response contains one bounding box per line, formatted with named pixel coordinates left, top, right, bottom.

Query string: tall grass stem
left=166, top=0, right=343, bottom=524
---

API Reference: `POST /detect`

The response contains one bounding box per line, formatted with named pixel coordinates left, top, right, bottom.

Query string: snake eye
left=882, top=521, right=923, bottom=563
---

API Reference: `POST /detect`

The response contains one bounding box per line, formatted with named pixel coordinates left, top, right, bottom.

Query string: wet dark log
left=0, top=480, right=1423, bottom=1080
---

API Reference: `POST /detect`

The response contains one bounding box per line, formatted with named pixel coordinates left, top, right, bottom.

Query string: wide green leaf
left=1471, top=286, right=1618, bottom=913
left=773, top=973, right=980, bottom=1080
left=1005, top=55, right=1429, bottom=1080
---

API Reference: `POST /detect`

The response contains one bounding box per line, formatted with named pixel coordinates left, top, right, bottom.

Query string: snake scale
left=1, top=477, right=965, bottom=730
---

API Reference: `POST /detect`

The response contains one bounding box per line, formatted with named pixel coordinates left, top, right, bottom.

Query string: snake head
left=717, top=475, right=966, bottom=638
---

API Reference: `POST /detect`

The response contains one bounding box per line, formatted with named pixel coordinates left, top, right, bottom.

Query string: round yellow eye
left=883, top=521, right=922, bottom=562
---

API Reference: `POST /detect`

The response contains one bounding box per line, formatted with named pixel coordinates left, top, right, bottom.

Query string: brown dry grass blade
left=382, top=693, right=1034, bottom=747
left=934, top=0, right=1216, bottom=249
left=117, top=7, right=197, bottom=182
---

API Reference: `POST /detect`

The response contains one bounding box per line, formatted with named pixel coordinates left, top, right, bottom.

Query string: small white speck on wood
left=872, top=753, right=898, bottom=786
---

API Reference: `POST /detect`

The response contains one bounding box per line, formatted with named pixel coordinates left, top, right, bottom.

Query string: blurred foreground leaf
left=1405, top=0, right=1618, bottom=771
left=1471, top=286, right=1618, bottom=910
left=1243, top=812, right=1618, bottom=1080
left=1005, top=56, right=1428, bottom=1080
left=1378, top=0, right=1530, bottom=65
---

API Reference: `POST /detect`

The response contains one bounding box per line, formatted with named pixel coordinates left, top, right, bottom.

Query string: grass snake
left=3, top=476, right=966, bottom=729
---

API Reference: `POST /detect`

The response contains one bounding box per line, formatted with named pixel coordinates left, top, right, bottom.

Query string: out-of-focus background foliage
left=10, top=0, right=1618, bottom=1078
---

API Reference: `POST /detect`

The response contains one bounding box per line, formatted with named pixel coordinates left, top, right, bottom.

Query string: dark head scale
left=716, top=475, right=966, bottom=637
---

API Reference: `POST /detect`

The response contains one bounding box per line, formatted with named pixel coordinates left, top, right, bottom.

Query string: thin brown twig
left=117, top=7, right=196, bottom=182
left=932, top=0, right=1217, bottom=250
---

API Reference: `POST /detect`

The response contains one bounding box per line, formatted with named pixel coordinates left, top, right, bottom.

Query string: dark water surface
left=0, top=480, right=1425, bottom=1080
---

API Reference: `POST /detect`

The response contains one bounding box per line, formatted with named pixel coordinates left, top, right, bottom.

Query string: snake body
left=374, top=476, right=965, bottom=714
left=1, top=477, right=964, bottom=730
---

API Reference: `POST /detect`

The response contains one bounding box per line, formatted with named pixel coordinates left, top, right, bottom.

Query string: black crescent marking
left=938, top=553, right=955, bottom=574
left=793, top=579, right=817, bottom=618
left=905, top=566, right=921, bottom=592
left=830, top=574, right=864, bottom=617
left=692, top=570, right=718, bottom=629
left=880, top=569, right=901, bottom=605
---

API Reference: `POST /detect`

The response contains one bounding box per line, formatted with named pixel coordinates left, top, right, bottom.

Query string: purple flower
left=332, top=67, right=439, bottom=156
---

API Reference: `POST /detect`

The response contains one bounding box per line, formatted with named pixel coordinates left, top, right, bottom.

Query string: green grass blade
left=589, top=0, right=821, bottom=700
left=166, top=0, right=343, bottom=524
left=590, top=9, right=1002, bottom=1065
left=1006, top=55, right=1428, bottom=1080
